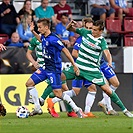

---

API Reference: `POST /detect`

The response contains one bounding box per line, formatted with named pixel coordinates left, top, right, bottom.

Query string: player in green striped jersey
left=63, top=19, right=133, bottom=117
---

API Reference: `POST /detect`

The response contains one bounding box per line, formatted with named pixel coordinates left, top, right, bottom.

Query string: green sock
left=49, top=92, right=55, bottom=98
left=41, top=85, right=52, bottom=100
left=65, top=101, right=73, bottom=113
left=110, top=91, right=126, bottom=111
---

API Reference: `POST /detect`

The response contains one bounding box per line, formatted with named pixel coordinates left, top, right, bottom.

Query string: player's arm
left=72, top=49, right=79, bottom=59
left=30, top=22, right=41, bottom=42
left=103, top=49, right=112, bottom=68
left=26, top=49, right=39, bottom=69
left=62, top=47, right=79, bottom=76
left=66, top=20, right=77, bottom=33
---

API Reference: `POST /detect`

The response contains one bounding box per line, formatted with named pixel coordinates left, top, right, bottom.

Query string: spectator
left=89, top=0, right=115, bottom=22
left=109, top=0, right=129, bottom=22
left=55, top=13, right=75, bottom=48
left=0, top=0, right=20, bottom=37
left=18, top=0, right=36, bottom=21
left=17, top=13, right=34, bottom=43
left=34, top=0, right=56, bottom=25
left=6, top=32, right=29, bottom=48
left=53, top=0, right=72, bottom=24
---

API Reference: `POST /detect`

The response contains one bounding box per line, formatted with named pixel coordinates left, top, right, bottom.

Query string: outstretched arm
left=66, top=20, right=77, bottom=33
left=30, top=22, right=41, bottom=43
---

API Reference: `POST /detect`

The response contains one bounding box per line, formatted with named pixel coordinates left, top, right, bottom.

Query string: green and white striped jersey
left=29, top=37, right=45, bottom=68
left=75, top=28, right=108, bottom=85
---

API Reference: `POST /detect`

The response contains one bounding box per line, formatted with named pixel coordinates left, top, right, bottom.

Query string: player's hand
left=108, top=63, right=113, bottom=69
left=73, top=64, right=80, bottom=76
left=32, top=61, right=39, bottom=69
left=30, top=22, right=35, bottom=32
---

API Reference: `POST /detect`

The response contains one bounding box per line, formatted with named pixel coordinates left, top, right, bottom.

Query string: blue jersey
left=73, top=36, right=82, bottom=51
left=41, top=33, right=65, bottom=73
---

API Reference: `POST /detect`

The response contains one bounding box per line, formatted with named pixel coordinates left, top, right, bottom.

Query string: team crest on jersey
left=46, top=41, right=49, bottom=46
left=35, top=69, right=41, bottom=74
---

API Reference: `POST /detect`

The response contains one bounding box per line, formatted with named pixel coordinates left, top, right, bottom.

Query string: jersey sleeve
left=101, top=38, right=108, bottom=51
left=76, top=28, right=91, bottom=36
left=73, top=36, right=82, bottom=50
left=52, top=37, right=65, bottom=51
left=28, top=37, right=38, bottom=50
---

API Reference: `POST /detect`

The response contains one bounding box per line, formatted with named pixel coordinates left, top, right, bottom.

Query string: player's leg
left=84, top=81, right=96, bottom=117
left=48, top=72, right=84, bottom=118
left=101, top=84, right=133, bottom=117
left=26, top=68, right=46, bottom=116
left=99, top=66, right=119, bottom=115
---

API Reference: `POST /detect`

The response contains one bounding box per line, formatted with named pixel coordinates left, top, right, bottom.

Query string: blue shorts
left=100, top=65, right=116, bottom=80
left=30, top=67, right=62, bottom=89
left=72, top=79, right=92, bottom=89
left=91, top=7, right=115, bottom=16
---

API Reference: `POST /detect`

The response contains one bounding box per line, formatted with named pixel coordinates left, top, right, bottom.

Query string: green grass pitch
left=0, top=112, right=133, bottom=133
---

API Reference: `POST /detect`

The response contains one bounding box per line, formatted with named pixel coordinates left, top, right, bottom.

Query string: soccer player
left=48, top=19, right=133, bottom=117
left=27, top=35, right=77, bottom=117
left=26, top=18, right=83, bottom=118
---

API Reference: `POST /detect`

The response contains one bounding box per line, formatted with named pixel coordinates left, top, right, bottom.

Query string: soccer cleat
left=108, top=110, right=119, bottom=116
left=29, top=108, right=43, bottom=116
left=67, top=111, right=78, bottom=117
left=47, top=98, right=59, bottom=118
left=97, top=101, right=108, bottom=115
left=48, top=108, right=60, bottom=118
left=123, top=110, right=133, bottom=118
left=84, top=112, right=96, bottom=118
left=28, top=98, right=44, bottom=106
left=76, top=108, right=84, bottom=118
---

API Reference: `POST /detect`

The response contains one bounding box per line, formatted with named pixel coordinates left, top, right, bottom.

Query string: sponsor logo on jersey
left=92, top=78, right=103, bottom=83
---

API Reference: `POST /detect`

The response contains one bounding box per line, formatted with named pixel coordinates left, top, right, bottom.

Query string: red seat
left=124, top=34, right=133, bottom=46
left=0, top=34, right=9, bottom=44
left=124, top=17, right=133, bottom=32
left=126, top=8, right=133, bottom=17
left=106, top=17, right=122, bottom=33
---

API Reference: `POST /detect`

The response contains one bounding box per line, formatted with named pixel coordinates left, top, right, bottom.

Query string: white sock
left=62, top=93, right=79, bottom=112
left=52, top=97, right=61, bottom=103
left=40, top=97, right=44, bottom=102
left=28, top=87, right=40, bottom=109
left=110, top=85, right=117, bottom=91
left=84, top=91, right=96, bottom=114
left=63, top=90, right=76, bottom=97
left=102, top=91, right=113, bottom=111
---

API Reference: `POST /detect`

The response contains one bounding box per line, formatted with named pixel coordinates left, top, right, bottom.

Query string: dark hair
left=93, top=20, right=104, bottom=30
left=60, top=13, right=69, bottom=18
left=37, top=18, right=51, bottom=28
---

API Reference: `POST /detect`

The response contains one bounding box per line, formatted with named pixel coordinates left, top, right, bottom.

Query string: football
left=16, top=106, right=30, bottom=118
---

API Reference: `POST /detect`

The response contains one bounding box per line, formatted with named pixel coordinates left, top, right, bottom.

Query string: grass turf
left=0, top=112, right=133, bottom=133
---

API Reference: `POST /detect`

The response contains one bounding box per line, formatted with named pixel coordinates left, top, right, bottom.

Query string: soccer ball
left=16, top=106, right=30, bottom=118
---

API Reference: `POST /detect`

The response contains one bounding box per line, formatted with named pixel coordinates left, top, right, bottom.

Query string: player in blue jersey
left=26, top=18, right=84, bottom=118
